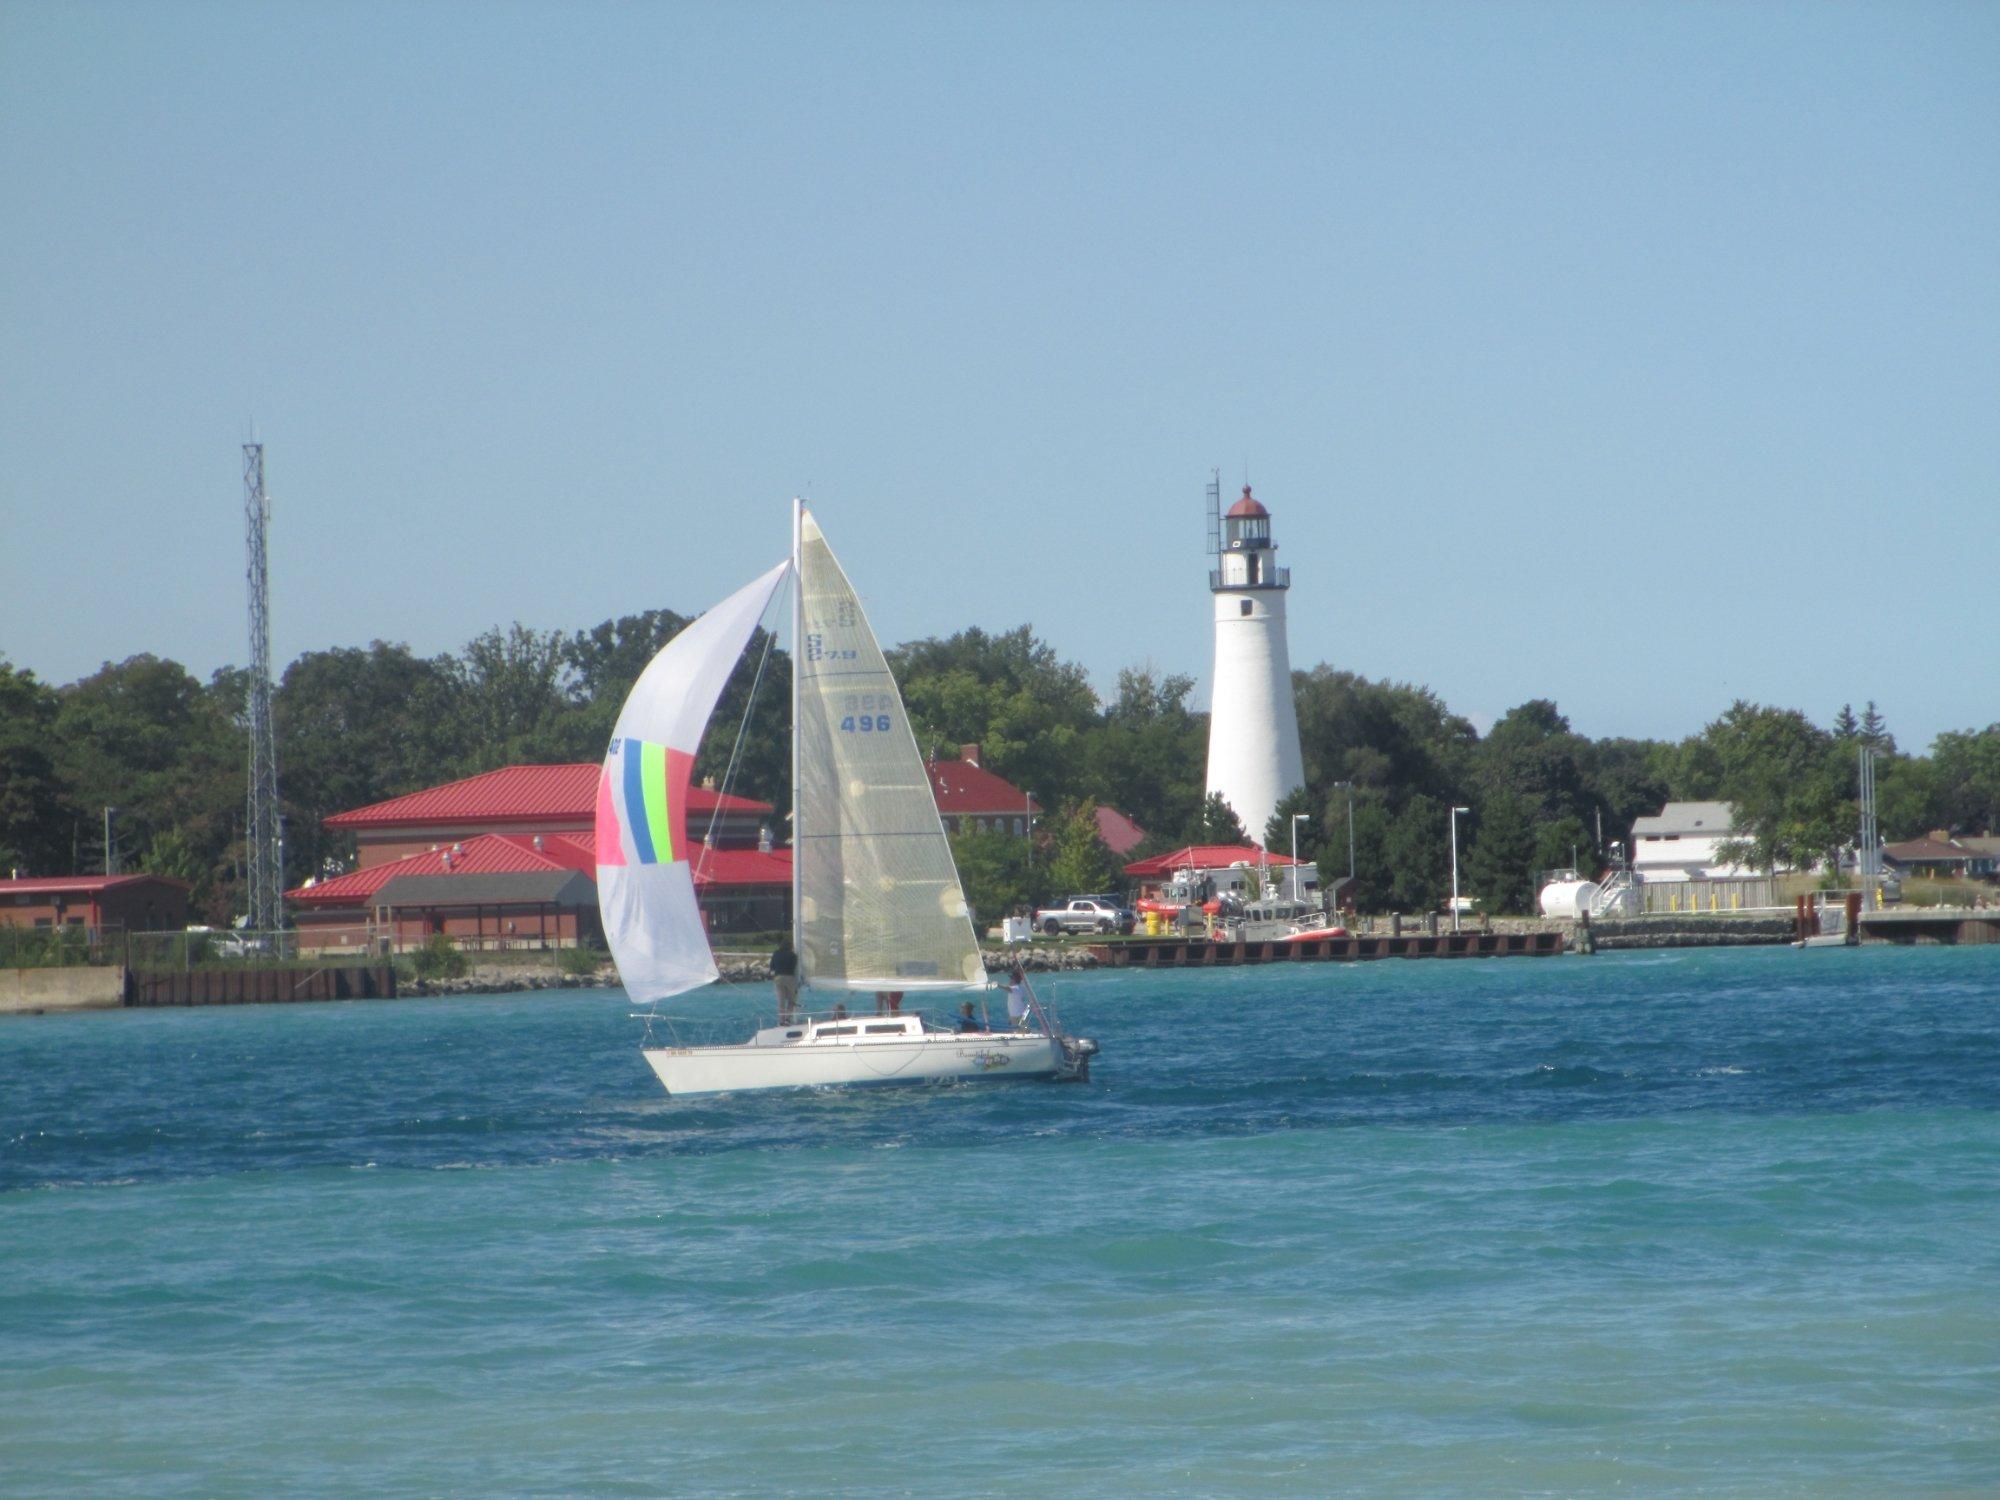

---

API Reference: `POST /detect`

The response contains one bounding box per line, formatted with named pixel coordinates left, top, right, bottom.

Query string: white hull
left=644, top=1030, right=1075, bottom=1096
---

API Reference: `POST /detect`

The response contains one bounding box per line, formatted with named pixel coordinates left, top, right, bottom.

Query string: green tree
left=1860, top=701, right=1893, bottom=752
left=0, top=660, right=72, bottom=875
left=891, top=626, right=1100, bottom=809
left=451, top=624, right=581, bottom=769
left=1381, top=794, right=1450, bottom=912
left=52, top=655, right=244, bottom=913
left=1694, top=701, right=1847, bottom=871
left=1931, top=725, right=2000, bottom=833
left=1264, top=784, right=1325, bottom=868
left=948, top=825, right=1034, bottom=926
left=1531, top=813, right=1597, bottom=879
left=1876, top=753, right=1947, bottom=840
left=1476, top=699, right=1593, bottom=826
left=276, top=642, right=467, bottom=880
left=1079, top=667, right=1208, bottom=841
left=1044, top=801, right=1116, bottom=898
left=1191, top=791, right=1248, bottom=846
left=1465, top=792, right=1537, bottom=913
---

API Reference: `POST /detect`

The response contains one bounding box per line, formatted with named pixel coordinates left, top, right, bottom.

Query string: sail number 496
left=840, top=694, right=893, bottom=734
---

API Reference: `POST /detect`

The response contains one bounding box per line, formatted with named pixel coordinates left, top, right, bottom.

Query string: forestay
left=595, top=561, right=790, bottom=1002
left=793, top=507, right=984, bottom=990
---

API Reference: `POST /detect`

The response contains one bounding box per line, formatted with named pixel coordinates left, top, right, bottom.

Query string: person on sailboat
left=1005, top=966, right=1032, bottom=1031
left=956, top=1001, right=985, bottom=1033
left=770, top=937, right=800, bottom=1021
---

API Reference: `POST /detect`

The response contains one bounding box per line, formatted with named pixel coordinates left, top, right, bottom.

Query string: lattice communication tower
left=243, top=443, right=284, bottom=931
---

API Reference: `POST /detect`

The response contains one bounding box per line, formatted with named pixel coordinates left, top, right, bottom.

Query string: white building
left=1204, top=485, right=1305, bottom=845
left=1630, top=801, right=1757, bottom=881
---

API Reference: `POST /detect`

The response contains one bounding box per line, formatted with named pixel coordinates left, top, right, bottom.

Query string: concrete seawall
left=1581, top=914, right=1794, bottom=951
left=1, top=966, right=125, bottom=1015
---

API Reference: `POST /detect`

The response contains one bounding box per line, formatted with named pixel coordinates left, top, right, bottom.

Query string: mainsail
left=596, top=561, right=790, bottom=1002
left=793, top=505, right=985, bottom=990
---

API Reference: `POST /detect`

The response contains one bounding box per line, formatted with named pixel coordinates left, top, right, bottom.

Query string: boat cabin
left=751, top=1012, right=937, bottom=1047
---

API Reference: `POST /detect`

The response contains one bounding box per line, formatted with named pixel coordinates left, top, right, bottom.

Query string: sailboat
left=596, top=500, right=1097, bottom=1096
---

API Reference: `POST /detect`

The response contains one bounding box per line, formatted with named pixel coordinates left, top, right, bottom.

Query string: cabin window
left=865, top=1023, right=904, bottom=1034
left=816, top=1025, right=857, bottom=1037
left=784, top=1030, right=802, bottom=1039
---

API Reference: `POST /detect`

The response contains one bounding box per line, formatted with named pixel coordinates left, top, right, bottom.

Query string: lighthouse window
left=1240, top=600, right=1253, bottom=617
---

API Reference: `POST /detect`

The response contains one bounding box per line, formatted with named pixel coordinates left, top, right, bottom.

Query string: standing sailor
left=771, top=936, right=801, bottom=1022
left=1005, top=965, right=1032, bottom=1031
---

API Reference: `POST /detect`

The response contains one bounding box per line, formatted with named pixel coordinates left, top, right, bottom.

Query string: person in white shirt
left=1005, top=965, right=1032, bottom=1030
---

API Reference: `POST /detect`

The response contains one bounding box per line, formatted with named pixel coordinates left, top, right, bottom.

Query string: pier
left=123, top=964, right=398, bottom=1007
left=1102, top=930, right=1565, bottom=968
left=1858, top=907, right=2000, bottom=946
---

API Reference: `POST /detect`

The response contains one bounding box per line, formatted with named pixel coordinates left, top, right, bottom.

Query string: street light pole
left=1450, top=805, right=1470, bottom=934
left=1332, top=781, right=1356, bottom=907
left=1290, top=814, right=1309, bottom=902
left=103, top=806, right=117, bottom=877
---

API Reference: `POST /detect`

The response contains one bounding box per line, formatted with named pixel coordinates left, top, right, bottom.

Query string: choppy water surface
left=4, top=946, right=1998, bottom=1495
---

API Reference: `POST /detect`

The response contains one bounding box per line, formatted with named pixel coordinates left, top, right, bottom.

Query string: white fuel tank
left=1538, top=878, right=1600, bottom=919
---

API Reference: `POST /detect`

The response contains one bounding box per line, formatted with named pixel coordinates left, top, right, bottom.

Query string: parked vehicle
left=1035, top=897, right=1136, bottom=936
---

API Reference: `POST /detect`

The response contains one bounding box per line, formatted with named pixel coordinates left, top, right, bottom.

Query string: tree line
left=3, top=615, right=1996, bottom=923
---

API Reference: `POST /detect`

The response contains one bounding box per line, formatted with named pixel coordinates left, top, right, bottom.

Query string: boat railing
left=634, top=993, right=1061, bottom=1047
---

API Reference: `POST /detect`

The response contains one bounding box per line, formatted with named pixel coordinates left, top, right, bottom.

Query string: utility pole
left=103, top=806, right=117, bottom=877
left=1450, top=805, right=1470, bottom=934
left=1290, top=814, right=1309, bottom=902
left=1858, top=745, right=1881, bottom=911
left=243, top=443, right=284, bottom=932
left=1333, top=780, right=1356, bottom=900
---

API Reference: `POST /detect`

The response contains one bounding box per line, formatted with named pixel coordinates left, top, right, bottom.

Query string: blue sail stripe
left=622, top=737, right=657, bottom=864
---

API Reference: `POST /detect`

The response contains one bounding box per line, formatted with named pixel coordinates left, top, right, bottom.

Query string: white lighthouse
left=1204, top=484, right=1305, bottom=846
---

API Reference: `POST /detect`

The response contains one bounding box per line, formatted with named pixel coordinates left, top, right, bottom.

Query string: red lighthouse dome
left=1226, top=485, right=1269, bottom=519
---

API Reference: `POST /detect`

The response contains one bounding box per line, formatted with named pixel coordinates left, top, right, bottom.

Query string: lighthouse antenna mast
left=1204, top=469, right=1222, bottom=557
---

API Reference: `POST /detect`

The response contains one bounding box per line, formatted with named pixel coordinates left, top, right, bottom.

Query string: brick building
left=0, top=875, right=191, bottom=937
left=289, top=764, right=786, bottom=950
left=926, top=745, right=1040, bottom=836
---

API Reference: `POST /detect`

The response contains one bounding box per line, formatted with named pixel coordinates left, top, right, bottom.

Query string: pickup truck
left=1035, top=897, right=1135, bottom=936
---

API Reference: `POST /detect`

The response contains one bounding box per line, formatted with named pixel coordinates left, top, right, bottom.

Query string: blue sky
left=3, top=0, right=1995, bottom=748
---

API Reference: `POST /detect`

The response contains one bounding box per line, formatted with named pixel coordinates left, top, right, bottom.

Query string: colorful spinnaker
left=595, top=561, right=790, bottom=1002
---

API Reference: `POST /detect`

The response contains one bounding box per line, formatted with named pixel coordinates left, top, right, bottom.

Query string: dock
left=124, top=964, right=398, bottom=1006
left=1102, top=930, right=1566, bottom=968
left=1858, top=908, right=2000, bottom=946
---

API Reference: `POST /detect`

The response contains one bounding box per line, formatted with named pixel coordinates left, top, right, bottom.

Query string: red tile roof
left=1092, top=806, right=1148, bottom=858
left=0, top=874, right=191, bottom=895
left=288, top=832, right=787, bottom=905
left=326, top=763, right=770, bottom=828
left=688, top=846, right=791, bottom=888
left=1123, top=843, right=1298, bottom=878
left=926, top=757, right=1040, bottom=816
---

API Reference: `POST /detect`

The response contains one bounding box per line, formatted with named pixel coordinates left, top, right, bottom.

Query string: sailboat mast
left=790, top=497, right=804, bottom=958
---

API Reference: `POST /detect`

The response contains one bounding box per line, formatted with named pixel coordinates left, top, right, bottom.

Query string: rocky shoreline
left=404, top=945, right=1106, bottom=997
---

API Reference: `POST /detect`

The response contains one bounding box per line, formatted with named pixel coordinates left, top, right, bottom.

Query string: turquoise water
left=4, top=946, right=1998, bottom=1496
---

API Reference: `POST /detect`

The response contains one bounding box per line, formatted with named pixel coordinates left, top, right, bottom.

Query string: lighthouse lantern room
left=1204, top=485, right=1306, bottom=846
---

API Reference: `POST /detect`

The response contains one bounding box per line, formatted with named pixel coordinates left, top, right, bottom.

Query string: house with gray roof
left=1629, top=801, right=1760, bottom=880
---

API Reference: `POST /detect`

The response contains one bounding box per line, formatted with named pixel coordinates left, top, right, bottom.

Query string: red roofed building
left=0, top=875, right=191, bottom=937
left=329, top=762, right=772, bottom=869
left=1092, top=806, right=1148, bottom=859
left=292, top=762, right=788, bottom=950
left=927, top=744, right=1039, bottom=836
left=1122, top=844, right=1309, bottom=904
left=289, top=830, right=791, bottom=950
